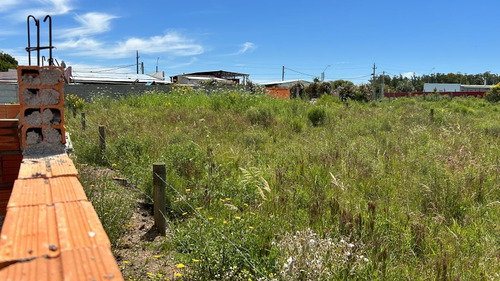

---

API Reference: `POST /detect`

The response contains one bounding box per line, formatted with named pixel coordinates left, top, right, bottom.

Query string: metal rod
left=26, top=15, right=39, bottom=66
left=43, top=15, right=53, bottom=66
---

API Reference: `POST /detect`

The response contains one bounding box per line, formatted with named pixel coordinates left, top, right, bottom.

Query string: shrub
left=307, top=107, right=326, bottom=126
left=485, top=83, right=500, bottom=103
left=246, top=106, right=274, bottom=127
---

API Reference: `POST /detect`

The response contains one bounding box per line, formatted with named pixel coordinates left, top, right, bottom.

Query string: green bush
left=246, top=106, right=274, bottom=127
left=485, top=83, right=500, bottom=103
left=307, top=106, right=326, bottom=126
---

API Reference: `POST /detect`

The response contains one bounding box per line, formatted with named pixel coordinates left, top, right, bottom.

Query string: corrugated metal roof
left=71, top=71, right=170, bottom=85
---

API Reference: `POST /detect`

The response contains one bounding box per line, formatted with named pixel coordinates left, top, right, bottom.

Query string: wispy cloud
left=0, top=0, right=19, bottom=13
left=167, top=57, right=199, bottom=69
left=235, top=42, right=256, bottom=55
left=57, top=31, right=204, bottom=58
left=59, top=12, right=117, bottom=38
left=14, top=0, right=73, bottom=19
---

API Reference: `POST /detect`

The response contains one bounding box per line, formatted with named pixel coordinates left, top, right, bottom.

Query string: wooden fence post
left=81, top=113, right=86, bottom=131
left=153, top=163, right=167, bottom=236
left=430, top=108, right=434, bottom=120
left=98, top=125, right=106, bottom=154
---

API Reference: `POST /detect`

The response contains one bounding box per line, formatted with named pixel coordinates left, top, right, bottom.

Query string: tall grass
left=66, top=89, right=500, bottom=280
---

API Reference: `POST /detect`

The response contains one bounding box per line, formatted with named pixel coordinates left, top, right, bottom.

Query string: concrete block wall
left=17, top=66, right=66, bottom=149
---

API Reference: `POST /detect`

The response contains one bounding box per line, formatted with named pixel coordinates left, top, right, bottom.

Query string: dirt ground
left=113, top=199, right=179, bottom=280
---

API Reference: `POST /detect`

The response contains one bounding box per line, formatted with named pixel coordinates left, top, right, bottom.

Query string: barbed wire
left=73, top=115, right=270, bottom=280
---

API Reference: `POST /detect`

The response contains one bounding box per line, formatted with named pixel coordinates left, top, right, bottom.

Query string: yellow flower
left=174, top=272, right=182, bottom=277
left=235, top=216, right=241, bottom=220
left=111, top=163, right=117, bottom=167
left=249, top=226, right=254, bottom=229
left=250, top=212, right=256, bottom=216
left=123, top=261, right=130, bottom=264
left=243, top=203, right=249, bottom=207
left=269, top=273, right=274, bottom=278
left=192, top=259, right=200, bottom=262
left=147, top=272, right=153, bottom=276
left=195, top=207, right=203, bottom=210
left=182, top=212, right=188, bottom=216
left=208, top=217, right=214, bottom=220
left=185, top=189, right=191, bottom=192
left=176, top=263, right=185, bottom=269
left=154, top=255, right=162, bottom=258
left=223, top=220, right=227, bottom=224
left=225, top=198, right=231, bottom=201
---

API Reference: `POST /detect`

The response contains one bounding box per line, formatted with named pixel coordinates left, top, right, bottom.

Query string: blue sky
left=0, top=0, right=499, bottom=84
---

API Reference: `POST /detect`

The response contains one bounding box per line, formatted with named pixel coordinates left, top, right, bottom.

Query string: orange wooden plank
left=60, top=246, right=123, bottom=281
left=50, top=176, right=87, bottom=204
left=7, top=178, right=50, bottom=207
left=8, top=177, right=87, bottom=208
left=54, top=201, right=110, bottom=251
left=0, top=255, right=63, bottom=281
left=0, top=205, right=60, bottom=263
left=0, top=105, right=20, bottom=119
left=0, top=119, right=19, bottom=128
left=18, top=154, right=78, bottom=180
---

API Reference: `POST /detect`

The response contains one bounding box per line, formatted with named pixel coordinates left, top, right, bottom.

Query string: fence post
left=81, top=113, right=86, bottom=131
left=153, top=163, right=167, bottom=236
left=430, top=108, right=434, bottom=120
left=98, top=125, right=106, bottom=154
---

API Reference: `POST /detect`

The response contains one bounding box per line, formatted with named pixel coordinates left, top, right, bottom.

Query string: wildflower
left=243, top=203, right=249, bottom=207
left=182, top=212, right=188, bottom=216
left=147, top=272, right=153, bottom=276
left=249, top=226, right=254, bottom=229
left=250, top=212, right=256, bottom=216
left=235, top=216, right=241, bottom=220
left=208, top=217, right=214, bottom=220
left=174, top=272, right=182, bottom=277
left=225, top=197, right=231, bottom=201
left=223, top=220, right=228, bottom=224
left=123, top=261, right=130, bottom=264
left=154, top=255, right=162, bottom=258
left=195, top=207, right=203, bottom=210
left=347, top=243, right=354, bottom=248
left=192, top=259, right=200, bottom=263
left=111, top=163, right=117, bottom=167
left=176, top=264, right=185, bottom=269
left=185, top=189, right=191, bottom=192
left=269, top=273, right=274, bottom=278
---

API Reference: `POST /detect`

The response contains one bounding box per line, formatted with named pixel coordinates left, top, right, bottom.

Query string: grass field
left=66, top=88, right=500, bottom=280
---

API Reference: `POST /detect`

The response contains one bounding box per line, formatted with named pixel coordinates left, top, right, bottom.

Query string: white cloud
left=236, top=42, right=256, bottom=55
left=58, top=31, right=204, bottom=59
left=0, top=0, right=19, bottom=13
left=15, top=0, right=73, bottom=19
left=114, top=33, right=204, bottom=57
left=60, top=12, right=117, bottom=38
left=401, top=72, right=416, bottom=79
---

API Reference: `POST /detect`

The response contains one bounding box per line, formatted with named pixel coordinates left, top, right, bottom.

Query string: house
left=424, top=83, right=492, bottom=93
left=0, top=69, right=18, bottom=84
left=260, top=80, right=312, bottom=88
left=170, top=70, right=249, bottom=85
left=65, top=67, right=170, bottom=85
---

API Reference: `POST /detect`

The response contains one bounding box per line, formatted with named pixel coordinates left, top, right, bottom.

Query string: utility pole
left=371, top=63, right=377, bottom=99
left=141, top=62, right=144, bottom=74
left=381, top=71, right=385, bottom=99
left=136, top=50, right=140, bottom=74
left=282, top=66, right=285, bottom=81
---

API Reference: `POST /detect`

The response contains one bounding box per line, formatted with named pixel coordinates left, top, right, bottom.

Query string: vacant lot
left=66, top=88, right=500, bottom=280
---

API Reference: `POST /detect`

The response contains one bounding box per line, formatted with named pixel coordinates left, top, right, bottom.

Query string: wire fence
left=74, top=114, right=270, bottom=280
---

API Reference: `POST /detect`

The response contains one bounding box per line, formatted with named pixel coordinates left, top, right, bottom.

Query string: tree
left=485, top=82, right=500, bottom=103
left=0, top=52, right=18, bottom=71
left=290, top=82, right=305, bottom=99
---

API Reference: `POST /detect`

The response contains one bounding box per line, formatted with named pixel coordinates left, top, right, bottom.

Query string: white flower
left=364, top=258, right=369, bottom=263
left=347, top=243, right=354, bottom=248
